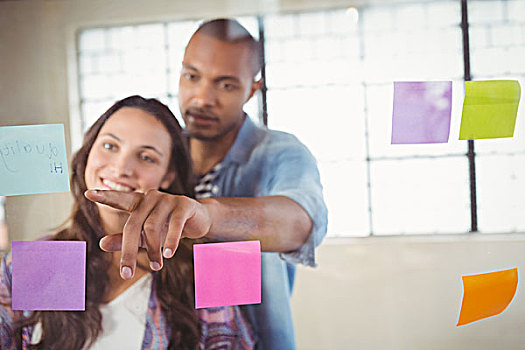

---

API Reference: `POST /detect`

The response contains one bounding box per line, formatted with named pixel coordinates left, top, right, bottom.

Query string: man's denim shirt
left=208, top=116, right=328, bottom=350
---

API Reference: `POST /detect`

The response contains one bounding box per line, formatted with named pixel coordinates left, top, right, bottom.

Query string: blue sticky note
left=0, top=124, right=70, bottom=196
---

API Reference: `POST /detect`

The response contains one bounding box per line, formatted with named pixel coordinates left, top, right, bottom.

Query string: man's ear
left=247, top=79, right=263, bottom=101
left=160, top=171, right=176, bottom=190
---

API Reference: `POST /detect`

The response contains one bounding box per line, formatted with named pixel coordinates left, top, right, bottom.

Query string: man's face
left=178, top=32, right=259, bottom=141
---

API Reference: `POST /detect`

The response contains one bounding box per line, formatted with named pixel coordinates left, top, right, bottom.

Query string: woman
left=0, top=96, right=255, bottom=350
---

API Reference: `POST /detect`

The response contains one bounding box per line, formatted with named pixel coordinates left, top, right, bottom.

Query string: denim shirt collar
left=222, top=115, right=262, bottom=165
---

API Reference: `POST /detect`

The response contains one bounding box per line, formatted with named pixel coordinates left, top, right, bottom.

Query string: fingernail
left=85, top=189, right=102, bottom=198
left=121, top=266, right=133, bottom=280
left=163, top=248, right=173, bottom=259
left=150, top=261, right=161, bottom=270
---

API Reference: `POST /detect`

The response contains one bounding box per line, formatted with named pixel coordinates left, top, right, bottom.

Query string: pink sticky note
left=194, top=241, right=261, bottom=309
left=392, top=81, right=452, bottom=144
left=12, top=241, right=86, bottom=310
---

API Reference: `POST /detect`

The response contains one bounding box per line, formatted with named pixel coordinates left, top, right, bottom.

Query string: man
left=87, top=19, right=327, bottom=349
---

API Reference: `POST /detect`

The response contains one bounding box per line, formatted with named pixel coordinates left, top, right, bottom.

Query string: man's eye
left=221, top=83, right=238, bottom=91
left=183, top=72, right=198, bottom=81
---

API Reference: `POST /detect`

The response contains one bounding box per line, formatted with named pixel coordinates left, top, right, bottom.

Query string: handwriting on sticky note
left=12, top=241, right=86, bottom=311
left=459, top=80, right=521, bottom=140
left=457, top=268, right=518, bottom=326
left=193, top=241, right=261, bottom=309
left=391, top=81, right=452, bottom=144
left=0, top=124, right=70, bottom=196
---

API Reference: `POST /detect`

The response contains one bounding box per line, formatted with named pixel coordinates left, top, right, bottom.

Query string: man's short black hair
left=191, top=18, right=262, bottom=77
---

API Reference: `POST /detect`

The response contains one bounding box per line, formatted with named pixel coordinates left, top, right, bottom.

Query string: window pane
left=370, top=157, right=470, bottom=235
left=167, top=21, right=199, bottom=99
left=236, top=16, right=259, bottom=39
left=244, top=90, right=263, bottom=126
left=264, top=14, right=296, bottom=39
left=107, top=26, right=135, bottom=52
left=469, top=0, right=525, bottom=155
left=266, top=86, right=366, bottom=161
left=134, top=24, right=165, bottom=50
left=321, top=160, right=369, bottom=237
left=167, top=96, right=184, bottom=127
left=78, top=28, right=106, bottom=52
left=366, top=81, right=466, bottom=158
left=477, top=155, right=525, bottom=233
left=81, top=99, right=114, bottom=131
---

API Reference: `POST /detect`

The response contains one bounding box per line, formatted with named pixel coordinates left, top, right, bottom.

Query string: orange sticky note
left=457, top=268, right=518, bottom=326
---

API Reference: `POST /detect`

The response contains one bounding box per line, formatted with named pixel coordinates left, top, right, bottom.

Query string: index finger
left=85, top=190, right=143, bottom=212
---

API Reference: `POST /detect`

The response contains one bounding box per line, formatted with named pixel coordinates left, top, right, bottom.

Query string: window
left=468, top=0, right=525, bottom=232
left=75, top=0, right=525, bottom=238
left=264, top=3, right=469, bottom=236
left=77, top=17, right=259, bottom=132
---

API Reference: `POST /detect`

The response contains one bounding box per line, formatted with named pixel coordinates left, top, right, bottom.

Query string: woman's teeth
left=102, top=179, right=133, bottom=192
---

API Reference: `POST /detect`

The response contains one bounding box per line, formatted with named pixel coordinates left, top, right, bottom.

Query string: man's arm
left=202, top=195, right=312, bottom=252
left=85, top=190, right=312, bottom=279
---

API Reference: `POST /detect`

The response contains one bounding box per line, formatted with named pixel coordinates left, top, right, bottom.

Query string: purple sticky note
left=194, top=241, right=261, bottom=309
left=391, top=81, right=452, bottom=144
left=12, top=241, right=86, bottom=310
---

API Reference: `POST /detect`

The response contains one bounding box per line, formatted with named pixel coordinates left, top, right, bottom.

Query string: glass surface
left=477, top=155, right=525, bottom=233
left=469, top=0, right=525, bottom=233
left=366, top=81, right=466, bottom=158
left=266, top=86, right=366, bottom=162
left=264, top=2, right=464, bottom=236
left=74, top=1, right=525, bottom=237
left=469, top=0, right=525, bottom=155
left=320, top=160, right=370, bottom=237
left=370, top=157, right=470, bottom=235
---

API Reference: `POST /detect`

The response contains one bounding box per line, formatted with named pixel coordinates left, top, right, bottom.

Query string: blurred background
left=1, top=0, right=525, bottom=348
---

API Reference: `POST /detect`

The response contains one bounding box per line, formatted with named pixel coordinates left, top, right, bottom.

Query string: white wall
left=1, top=1, right=525, bottom=349
left=293, top=235, right=525, bottom=349
left=1, top=1, right=74, bottom=239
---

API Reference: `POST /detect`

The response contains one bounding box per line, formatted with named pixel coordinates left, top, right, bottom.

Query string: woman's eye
left=140, top=154, right=155, bottom=163
left=103, top=142, right=116, bottom=151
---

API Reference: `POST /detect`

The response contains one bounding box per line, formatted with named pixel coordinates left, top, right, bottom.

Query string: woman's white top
left=32, top=273, right=152, bottom=350
left=0, top=196, right=6, bottom=223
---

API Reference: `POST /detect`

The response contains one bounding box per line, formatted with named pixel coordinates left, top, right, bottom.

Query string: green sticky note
left=459, top=80, right=521, bottom=140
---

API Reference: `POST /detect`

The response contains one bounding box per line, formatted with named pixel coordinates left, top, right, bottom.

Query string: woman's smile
left=99, top=178, right=135, bottom=192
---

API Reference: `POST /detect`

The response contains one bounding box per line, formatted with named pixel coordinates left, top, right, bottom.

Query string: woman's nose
left=113, top=154, right=134, bottom=177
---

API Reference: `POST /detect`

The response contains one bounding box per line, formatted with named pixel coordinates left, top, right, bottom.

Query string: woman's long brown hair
left=15, top=96, right=200, bottom=349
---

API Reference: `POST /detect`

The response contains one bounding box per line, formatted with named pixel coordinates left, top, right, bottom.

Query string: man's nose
left=193, top=82, right=216, bottom=108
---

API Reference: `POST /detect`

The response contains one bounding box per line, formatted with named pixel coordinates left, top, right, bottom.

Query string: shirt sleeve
left=262, top=137, right=328, bottom=267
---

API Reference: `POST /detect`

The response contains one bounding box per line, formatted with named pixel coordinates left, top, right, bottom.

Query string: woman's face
left=85, top=107, right=175, bottom=214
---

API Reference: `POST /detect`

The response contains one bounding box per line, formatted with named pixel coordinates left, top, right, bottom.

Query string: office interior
left=1, top=0, right=525, bottom=348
